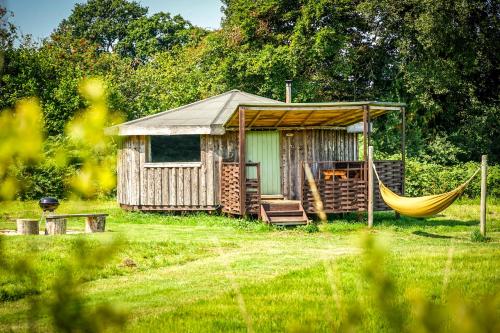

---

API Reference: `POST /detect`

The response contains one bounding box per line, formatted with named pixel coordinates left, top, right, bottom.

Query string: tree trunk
left=85, top=216, right=106, bottom=233
left=45, top=217, right=67, bottom=235
left=17, top=219, right=39, bottom=235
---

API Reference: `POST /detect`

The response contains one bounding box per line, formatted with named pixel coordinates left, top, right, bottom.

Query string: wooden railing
left=220, top=162, right=261, bottom=215
left=301, top=160, right=403, bottom=213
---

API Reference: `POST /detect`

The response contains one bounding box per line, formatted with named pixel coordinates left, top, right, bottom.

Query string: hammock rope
left=373, top=164, right=480, bottom=218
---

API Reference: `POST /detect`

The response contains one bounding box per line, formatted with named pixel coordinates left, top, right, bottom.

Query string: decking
left=219, top=159, right=404, bottom=221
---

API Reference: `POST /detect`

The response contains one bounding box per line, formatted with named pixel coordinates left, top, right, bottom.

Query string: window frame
left=145, top=135, right=202, bottom=166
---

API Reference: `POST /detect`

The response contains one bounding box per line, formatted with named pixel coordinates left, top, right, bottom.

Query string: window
left=149, top=135, right=201, bottom=163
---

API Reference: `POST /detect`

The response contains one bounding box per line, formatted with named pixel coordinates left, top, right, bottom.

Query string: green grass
left=0, top=198, right=499, bottom=332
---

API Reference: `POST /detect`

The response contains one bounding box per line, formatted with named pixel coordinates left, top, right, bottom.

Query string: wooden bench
left=48, top=213, right=108, bottom=233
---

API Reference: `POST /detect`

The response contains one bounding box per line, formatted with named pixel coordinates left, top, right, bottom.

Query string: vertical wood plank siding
left=117, top=129, right=357, bottom=210
left=280, top=130, right=358, bottom=200
left=118, top=132, right=238, bottom=210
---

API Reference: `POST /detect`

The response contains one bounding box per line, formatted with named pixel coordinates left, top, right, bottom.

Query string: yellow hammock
left=373, top=166, right=480, bottom=218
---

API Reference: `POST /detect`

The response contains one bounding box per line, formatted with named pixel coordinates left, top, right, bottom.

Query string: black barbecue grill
left=39, top=197, right=59, bottom=212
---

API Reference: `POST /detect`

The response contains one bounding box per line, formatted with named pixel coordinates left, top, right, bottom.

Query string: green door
left=246, top=131, right=281, bottom=195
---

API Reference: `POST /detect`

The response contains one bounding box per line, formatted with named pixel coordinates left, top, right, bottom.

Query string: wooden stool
left=85, top=215, right=106, bottom=233
left=16, top=219, right=39, bottom=235
left=45, top=217, right=67, bottom=235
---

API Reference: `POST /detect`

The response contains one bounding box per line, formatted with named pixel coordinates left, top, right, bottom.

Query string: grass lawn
left=0, top=199, right=499, bottom=332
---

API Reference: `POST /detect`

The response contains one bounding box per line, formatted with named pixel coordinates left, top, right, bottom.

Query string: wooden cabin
left=108, top=87, right=406, bottom=225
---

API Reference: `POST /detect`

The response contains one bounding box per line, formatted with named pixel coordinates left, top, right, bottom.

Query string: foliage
left=404, top=159, right=500, bottom=198
left=58, top=0, right=203, bottom=60
left=470, top=229, right=488, bottom=243
left=58, top=0, right=148, bottom=53
left=0, top=98, right=43, bottom=199
left=296, top=223, right=320, bottom=233
left=0, top=77, right=121, bottom=200
left=2, top=0, right=499, bottom=164
left=0, top=236, right=127, bottom=331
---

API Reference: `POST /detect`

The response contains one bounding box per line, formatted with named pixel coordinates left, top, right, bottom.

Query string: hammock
left=373, top=166, right=480, bottom=218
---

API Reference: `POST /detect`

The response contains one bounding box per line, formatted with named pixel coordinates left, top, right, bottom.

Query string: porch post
left=367, top=105, right=371, bottom=148
left=239, top=107, right=246, bottom=215
left=363, top=105, right=368, bottom=179
left=368, top=146, right=374, bottom=227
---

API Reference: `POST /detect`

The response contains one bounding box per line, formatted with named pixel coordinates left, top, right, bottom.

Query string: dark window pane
left=150, top=135, right=200, bottom=162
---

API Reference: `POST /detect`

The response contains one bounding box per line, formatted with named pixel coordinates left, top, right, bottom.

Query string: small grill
left=39, top=197, right=59, bottom=212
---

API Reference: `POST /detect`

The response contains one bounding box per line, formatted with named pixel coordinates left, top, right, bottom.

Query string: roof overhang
left=105, top=124, right=226, bottom=136
left=224, top=101, right=405, bottom=129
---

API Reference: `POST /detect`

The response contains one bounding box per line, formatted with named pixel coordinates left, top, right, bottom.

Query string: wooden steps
left=260, top=200, right=308, bottom=226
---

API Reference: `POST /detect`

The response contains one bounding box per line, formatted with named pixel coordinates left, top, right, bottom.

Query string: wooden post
left=45, top=217, right=67, bottom=235
left=17, top=219, right=39, bottom=235
left=480, top=155, right=487, bottom=236
left=368, top=146, right=374, bottom=228
left=367, top=105, right=371, bottom=148
left=85, top=216, right=106, bottom=233
left=395, top=106, right=406, bottom=220
left=238, top=107, right=246, bottom=215
left=363, top=105, right=368, bottom=183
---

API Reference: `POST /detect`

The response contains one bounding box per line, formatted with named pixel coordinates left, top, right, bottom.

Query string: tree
left=116, top=12, right=206, bottom=61
left=359, top=0, right=500, bottom=162
left=58, top=0, right=148, bottom=53
left=58, top=0, right=202, bottom=60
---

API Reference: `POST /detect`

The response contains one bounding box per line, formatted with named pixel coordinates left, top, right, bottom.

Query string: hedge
left=404, top=159, right=499, bottom=198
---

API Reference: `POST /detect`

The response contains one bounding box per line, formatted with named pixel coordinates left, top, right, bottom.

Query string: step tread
left=266, top=210, right=304, bottom=216
left=268, top=216, right=308, bottom=222
left=262, top=203, right=301, bottom=211
left=269, top=221, right=308, bottom=226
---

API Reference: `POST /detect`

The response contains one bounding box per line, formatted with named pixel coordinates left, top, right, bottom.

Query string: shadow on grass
left=412, top=231, right=452, bottom=239
left=318, top=211, right=478, bottom=229
left=371, top=211, right=477, bottom=228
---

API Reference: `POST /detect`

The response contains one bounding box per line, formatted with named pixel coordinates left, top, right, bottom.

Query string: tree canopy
left=1, top=0, right=499, bottom=163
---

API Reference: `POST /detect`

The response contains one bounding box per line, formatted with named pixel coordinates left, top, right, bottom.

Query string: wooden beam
left=241, top=105, right=364, bottom=112
left=226, top=126, right=346, bottom=131
left=300, top=111, right=315, bottom=126
left=247, top=111, right=261, bottom=128
left=274, top=111, right=288, bottom=127
left=238, top=107, right=246, bottom=215
left=320, top=114, right=347, bottom=126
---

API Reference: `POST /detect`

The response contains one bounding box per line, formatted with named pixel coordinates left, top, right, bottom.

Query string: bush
left=296, top=223, right=319, bottom=233
left=13, top=161, right=75, bottom=200
left=470, top=229, right=488, bottom=243
left=405, top=159, right=500, bottom=198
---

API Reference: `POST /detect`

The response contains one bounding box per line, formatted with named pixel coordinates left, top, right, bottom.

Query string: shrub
left=404, top=159, right=500, bottom=198
left=296, top=223, right=319, bottom=233
left=470, top=229, right=488, bottom=243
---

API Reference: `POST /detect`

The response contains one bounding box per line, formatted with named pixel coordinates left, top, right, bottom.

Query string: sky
left=4, top=0, right=224, bottom=43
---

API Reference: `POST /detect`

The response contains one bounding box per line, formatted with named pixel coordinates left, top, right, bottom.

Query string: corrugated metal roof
left=109, top=90, right=283, bottom=135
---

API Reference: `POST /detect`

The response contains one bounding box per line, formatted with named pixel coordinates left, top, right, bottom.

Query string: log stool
left=16, top=219, right=39, bottom=235
left=48, top=213, right=108, bottom=233
left=45, top=217, right=67, bottom=235
left=85, top=215, right=106, bottom=233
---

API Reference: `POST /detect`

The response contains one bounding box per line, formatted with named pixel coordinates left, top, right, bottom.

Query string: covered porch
left=219, top=101, right=406, bottom=221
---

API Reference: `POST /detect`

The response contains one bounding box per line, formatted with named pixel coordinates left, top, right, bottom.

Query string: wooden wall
left=117, top=129, right=357, bottom=210
left=280, top=129, right=358, bottom=200
left=117, top=135, right=142, bottom=206
left=117, top=132, right=238, bottom=209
